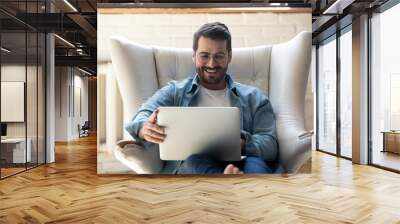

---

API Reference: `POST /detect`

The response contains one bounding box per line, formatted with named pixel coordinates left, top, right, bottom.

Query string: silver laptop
left=157, top=107, right=241, bottom=161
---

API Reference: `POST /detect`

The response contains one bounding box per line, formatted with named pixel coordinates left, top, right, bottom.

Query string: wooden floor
left=1, top=134, right=400, bottom=223
left=372, top=150, right=400, bottom=171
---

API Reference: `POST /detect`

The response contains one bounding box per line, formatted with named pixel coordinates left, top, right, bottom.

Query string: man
left=126, top=22, right=278, bottom=174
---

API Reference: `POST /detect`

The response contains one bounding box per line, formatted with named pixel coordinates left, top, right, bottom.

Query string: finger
left=148, top=110, right=158, bottom=124
left=148, top=123, right=165, bottom=134
left=224, top=164, right=234, bottom=174
left=145, top=135, right=164, bottom=144
left=233, top=167, right=240, bottom=174
left=146, top=128, right=166, bottom=140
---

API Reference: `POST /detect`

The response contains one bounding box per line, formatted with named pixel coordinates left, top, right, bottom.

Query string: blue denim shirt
left=126, top=74, right=278, bottom=164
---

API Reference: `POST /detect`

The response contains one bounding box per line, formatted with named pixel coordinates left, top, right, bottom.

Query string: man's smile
left=205, top=68, right=217, bottom=73
left=203, top=67, right=222, bottom=76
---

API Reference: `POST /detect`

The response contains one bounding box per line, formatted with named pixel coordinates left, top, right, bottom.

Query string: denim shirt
left=125, top=74, right=278, bottom=162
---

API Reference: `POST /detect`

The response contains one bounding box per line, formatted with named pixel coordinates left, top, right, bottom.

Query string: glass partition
left=0, top=1, right=46, bottom=179
left=1, top=30, right=28, bottom=177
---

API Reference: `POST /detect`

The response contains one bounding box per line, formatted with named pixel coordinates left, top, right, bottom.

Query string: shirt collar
left=187, top=73, right=239, bottom=96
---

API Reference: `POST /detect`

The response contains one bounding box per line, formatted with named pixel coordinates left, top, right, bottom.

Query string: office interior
left=0, top=0, right=97, bottom=179
left=0, top=0, right=400, bottom=222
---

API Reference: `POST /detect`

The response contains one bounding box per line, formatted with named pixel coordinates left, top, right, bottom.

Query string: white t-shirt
left=194, top=85, right=231, bottom=107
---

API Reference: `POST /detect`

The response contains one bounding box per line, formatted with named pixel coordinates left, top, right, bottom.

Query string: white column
left=46, top=33, right=55, bottom=163
left=352, top=14, right=369, bottom=164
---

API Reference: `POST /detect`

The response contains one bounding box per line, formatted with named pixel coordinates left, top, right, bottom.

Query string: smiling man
left=125, top=22, right=278, bottom=174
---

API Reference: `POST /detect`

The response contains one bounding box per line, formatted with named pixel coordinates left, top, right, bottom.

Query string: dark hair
left=193, top=22, right=232, bottom=52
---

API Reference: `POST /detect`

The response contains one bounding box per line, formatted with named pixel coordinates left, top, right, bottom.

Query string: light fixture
left=269, top=3, right=289, bottom=7
left=1, top=47, right=11, bottom=53
left=63, top=0, right=78, bottom=12
left=217, top=7, right=293, bottom=12
left=323, top=0, right=355, bottom=15
left=54, top=34, right=75, bottom=48
left=78, top=67, right=93, bottom=76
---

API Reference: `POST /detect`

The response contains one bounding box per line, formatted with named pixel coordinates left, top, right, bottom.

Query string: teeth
left=206, top=69, right=217, bottom=73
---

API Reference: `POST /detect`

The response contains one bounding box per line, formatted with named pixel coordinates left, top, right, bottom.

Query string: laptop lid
left=157, top=107, right=241, bottom=161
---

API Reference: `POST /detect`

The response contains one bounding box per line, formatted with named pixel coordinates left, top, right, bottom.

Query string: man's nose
left=206, top=56, right=217, bottom=67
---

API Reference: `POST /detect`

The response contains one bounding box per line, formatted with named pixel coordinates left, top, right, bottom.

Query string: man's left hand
left=240, top=138, right=246, bottom=153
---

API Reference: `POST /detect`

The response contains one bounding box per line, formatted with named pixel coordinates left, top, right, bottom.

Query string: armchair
left=109, top=31, right=312, bottom=174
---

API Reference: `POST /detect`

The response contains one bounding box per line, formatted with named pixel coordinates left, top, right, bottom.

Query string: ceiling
left=1, top=0, right=393, bottom=75
left=0, top=0, right=97, bottom=74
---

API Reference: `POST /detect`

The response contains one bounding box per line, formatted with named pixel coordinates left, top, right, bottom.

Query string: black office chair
left=79, top=121, right=90, bottom=138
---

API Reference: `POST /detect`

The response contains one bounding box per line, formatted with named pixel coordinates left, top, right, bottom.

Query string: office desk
left=382, top=131, right=400, bottom=155
left=1, top=138, right=32, bottom=163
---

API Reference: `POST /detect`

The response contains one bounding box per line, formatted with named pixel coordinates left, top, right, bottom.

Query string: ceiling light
left=269, top=3, right=288, bottom=7
left=78, top=67, right=93, bottom=76
left=54, top=34, right=75, bottom=48
left=323, top=0, right=355, bottom=14
left=63, top=0, right=78, bottom=12
left=221, top=7, right=293, bottom=11
left=1, top=47, right=11, bottom=53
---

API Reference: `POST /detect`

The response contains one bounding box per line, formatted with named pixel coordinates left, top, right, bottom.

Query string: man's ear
left=227, top=51, right=232, bottom=63
left=192, top=52, right=196, bottom=63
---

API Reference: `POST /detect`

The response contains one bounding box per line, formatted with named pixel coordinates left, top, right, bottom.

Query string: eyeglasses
left=196, top=52, right=227, bottom=63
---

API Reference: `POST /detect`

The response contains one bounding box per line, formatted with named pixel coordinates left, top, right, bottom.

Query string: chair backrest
left=109, top=31, right=310, bottom=129
left=153, top=46, right=271, bottom=96
left=109, top=32, right=312, bottom=172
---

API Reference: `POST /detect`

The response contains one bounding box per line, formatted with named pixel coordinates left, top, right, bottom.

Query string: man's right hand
left=138, top=110, right=166, bottom=144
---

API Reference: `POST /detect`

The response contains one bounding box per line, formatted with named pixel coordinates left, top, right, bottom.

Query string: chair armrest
left=113, top=142, right=164, bottom=174
left=277, top=128, right=312, bottom=173
left=298, top=130, right=314, bottom=140
left=116, top=139, right=142, bottom=148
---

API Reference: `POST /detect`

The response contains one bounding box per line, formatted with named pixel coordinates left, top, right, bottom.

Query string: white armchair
left=109, top=31, right=312, bottom=174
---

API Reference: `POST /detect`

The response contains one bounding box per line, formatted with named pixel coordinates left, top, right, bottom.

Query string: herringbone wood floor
left=1, top=134, right=400, bottom=224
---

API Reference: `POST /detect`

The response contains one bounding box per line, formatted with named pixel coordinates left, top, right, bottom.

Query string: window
left=339, top=28, right=352, bottom=158
left=317, top=36, right=337, bottom=154
left=370, top=2, right=400, bottom=171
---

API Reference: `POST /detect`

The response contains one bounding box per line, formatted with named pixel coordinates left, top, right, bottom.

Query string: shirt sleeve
left=241, top=96, right=278, bottom=162
left=125, top=82, right=176, bottom=143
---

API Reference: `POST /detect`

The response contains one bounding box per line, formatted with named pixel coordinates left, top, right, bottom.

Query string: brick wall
left=98, top=12, right=311, bottom=62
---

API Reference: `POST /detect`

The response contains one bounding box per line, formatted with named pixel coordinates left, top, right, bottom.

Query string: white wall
left=54, top=67, right=89, bottom=141
left=1, top=65, right=41, bottom=137
left=1, top=64, right=46, bottom=163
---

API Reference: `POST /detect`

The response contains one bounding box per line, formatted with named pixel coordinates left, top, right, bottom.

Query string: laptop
left=157, top=107, right=241, bottom=161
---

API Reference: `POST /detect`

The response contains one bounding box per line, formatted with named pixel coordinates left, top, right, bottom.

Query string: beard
left=196, top=65, right=228, bottom=86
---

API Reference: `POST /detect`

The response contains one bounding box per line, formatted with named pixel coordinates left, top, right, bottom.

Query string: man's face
left=193, top=36, right=232, bottom=90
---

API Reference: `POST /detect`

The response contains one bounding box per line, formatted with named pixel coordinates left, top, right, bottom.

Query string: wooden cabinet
left=382, top=132, right=400, bottom=154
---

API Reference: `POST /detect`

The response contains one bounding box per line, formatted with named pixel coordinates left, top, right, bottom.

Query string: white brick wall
left=244, top=13, right=279, bottom=25
left=97, top=12, right=310, bottom=62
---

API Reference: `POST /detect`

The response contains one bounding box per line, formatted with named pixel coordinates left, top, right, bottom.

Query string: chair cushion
left=154, top=47, right=195, bottom=88
left=153, top=45, right=272, bottom=96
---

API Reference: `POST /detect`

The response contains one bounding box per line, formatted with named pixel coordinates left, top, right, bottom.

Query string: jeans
left=177, top=154, right=273, bottom=174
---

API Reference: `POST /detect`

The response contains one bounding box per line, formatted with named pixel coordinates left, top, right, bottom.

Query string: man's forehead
left=197, top=36, right=227, bottom=47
